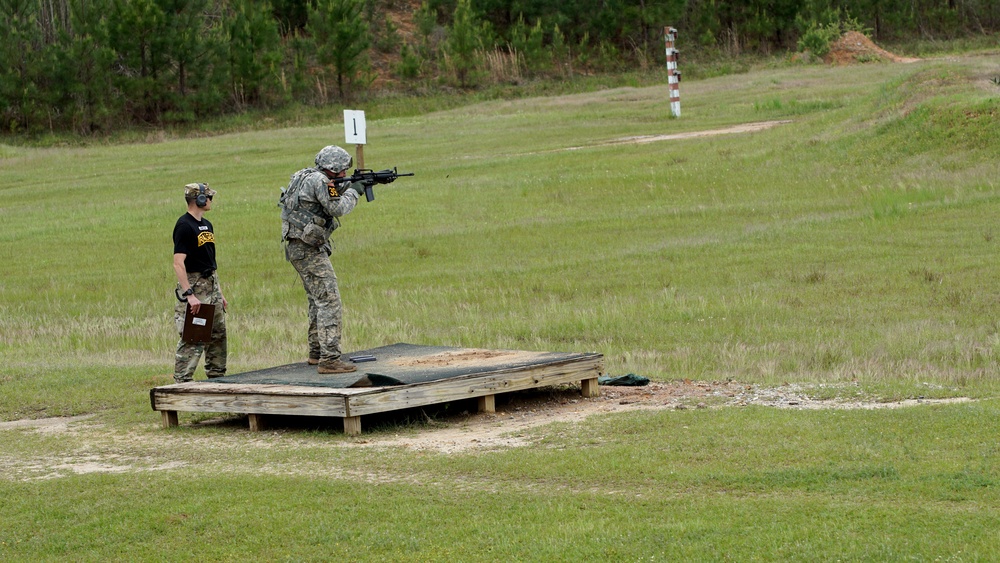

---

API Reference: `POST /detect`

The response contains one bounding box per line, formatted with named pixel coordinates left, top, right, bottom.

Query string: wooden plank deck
left=150, top=344, right=604, bottom=435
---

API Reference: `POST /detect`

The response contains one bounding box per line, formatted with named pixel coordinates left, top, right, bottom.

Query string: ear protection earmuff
left=195, top=183, right=208, bottom=208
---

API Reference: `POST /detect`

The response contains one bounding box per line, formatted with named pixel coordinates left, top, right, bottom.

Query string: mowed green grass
left=1, top=402, right=999, bottom=560
left=2, top=54, right=1000, bottom=560
left=3, top=58, right=999, bottom=409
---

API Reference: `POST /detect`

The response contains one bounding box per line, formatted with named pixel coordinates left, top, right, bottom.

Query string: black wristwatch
left=176, top=287, right=195, bottom=302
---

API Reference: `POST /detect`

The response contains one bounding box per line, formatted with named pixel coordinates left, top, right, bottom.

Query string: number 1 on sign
left=344, top=110, right=366, bottom=144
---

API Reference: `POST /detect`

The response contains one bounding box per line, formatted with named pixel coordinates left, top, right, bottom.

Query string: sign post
left=343, top=109, right=367, bottom=168
left=664, top=27, right=681, bottom=117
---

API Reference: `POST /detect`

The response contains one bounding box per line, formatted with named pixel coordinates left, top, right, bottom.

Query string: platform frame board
left=151, top=344, right=604, bottom=435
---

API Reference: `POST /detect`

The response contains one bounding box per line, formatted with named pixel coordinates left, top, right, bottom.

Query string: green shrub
left=395, top=44, right=422, bottom=79
left=797, top=22, right=841, bottom=58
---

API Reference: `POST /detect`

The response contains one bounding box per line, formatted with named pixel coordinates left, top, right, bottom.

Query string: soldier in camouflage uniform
left=172, top=183, right=228, bottom=383
left=280, top=145, right=364, bottom=374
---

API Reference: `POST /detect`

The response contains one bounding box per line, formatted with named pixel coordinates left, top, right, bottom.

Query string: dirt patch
left=1, top=381, right=974, bottom=469
left=551, top=120, right=792, bottom=154
left=0, top=414, right=96, bottom=433
left=369, top=0, right=421, bottom=89
left=349, top=380, right=971, bottom=454
left=826, top=31, right=920, bottom=65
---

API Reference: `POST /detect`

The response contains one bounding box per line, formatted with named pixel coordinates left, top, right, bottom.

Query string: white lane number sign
left=344, top=110, right=366, bottom=144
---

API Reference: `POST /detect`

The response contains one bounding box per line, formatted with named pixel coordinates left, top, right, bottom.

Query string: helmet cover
left=314, top=145, right=353, bottom=173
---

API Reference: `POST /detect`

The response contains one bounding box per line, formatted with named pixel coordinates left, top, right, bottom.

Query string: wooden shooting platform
left=150, top=343, right=604, bottom=435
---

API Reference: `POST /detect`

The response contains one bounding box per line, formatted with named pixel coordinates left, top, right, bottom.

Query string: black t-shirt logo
left=198, top=232, right=215, bottom=247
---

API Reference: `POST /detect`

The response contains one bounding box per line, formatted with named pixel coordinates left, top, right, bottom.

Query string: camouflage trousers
left=286, top=239, right=344, bottom=362
left=174, top=271, right=227, bottom=383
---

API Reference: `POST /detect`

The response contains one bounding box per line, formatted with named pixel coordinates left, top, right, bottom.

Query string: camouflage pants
left=286, top=239, right=343, bottom=362
left=174, top=271, right=227, bottom=383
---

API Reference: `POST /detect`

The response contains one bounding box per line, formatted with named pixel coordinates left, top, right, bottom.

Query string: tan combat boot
left=317, top=359, right=357, bottom=374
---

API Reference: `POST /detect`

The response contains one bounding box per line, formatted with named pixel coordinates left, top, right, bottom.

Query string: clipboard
left=181, top=304, right=215, bottom=343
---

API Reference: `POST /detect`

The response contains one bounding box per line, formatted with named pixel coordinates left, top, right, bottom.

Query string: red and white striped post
left=664, top=26, right=680, bottom=117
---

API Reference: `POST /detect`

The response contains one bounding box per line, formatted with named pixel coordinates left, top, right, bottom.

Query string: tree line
left=2, top=0, right=996, bottom=136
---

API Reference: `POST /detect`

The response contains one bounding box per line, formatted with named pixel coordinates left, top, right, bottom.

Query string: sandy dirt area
left=348, top=380, right=970, bottom=453
left=0, top=380, right=973, bottom=481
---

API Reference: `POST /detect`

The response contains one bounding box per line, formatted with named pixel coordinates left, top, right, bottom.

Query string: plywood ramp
left=151, top=343, right=604, bottom=435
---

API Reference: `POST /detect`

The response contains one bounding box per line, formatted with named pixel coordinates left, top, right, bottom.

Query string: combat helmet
left=315, top=145, right=353, bottom=173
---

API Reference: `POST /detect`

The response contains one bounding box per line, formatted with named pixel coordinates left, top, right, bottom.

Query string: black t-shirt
left=173, top=212, right=217, bottom=274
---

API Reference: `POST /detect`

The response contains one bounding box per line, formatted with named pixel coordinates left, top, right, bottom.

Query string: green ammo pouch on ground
left=598, top=374, right=650, bottom=386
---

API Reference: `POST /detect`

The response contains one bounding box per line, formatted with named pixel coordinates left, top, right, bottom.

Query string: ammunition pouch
left=282, top=207, right=336, bottom=248
left=300, top=220, right=327, bottom=247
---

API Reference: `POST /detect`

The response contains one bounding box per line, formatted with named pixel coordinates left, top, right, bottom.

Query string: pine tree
left=445, top=0, right=485, bottom=88
left=227, top=0, right=282, bottom=108
left=309, top=0, right=371, bottom=99
left=0, top=0, right=44, bottom=132
left=51, top=0, right=118, bottom=133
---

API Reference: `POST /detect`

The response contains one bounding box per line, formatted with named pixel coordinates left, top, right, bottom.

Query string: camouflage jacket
left=279, top=167, right=360, bottom=252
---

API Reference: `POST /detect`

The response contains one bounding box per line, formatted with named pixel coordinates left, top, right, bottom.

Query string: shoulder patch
left=327, top=183, right=341, bottom=199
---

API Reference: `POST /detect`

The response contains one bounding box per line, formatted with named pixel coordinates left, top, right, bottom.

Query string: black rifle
left=332, top=167, right=414, bottom=202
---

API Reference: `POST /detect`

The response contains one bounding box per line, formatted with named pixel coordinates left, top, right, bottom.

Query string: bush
left=797, top=22, right=841, bottom=58
left=395, top=44, right=422, bottom=79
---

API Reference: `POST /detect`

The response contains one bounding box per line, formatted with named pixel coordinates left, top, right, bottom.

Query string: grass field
left=2, top=51, right=1000, bottom=559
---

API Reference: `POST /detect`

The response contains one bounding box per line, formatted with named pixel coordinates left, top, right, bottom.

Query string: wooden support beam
left=248, top=413, right=265, bottom=432
left=343, top=416, right=362, bottom=436
left=151, top=384, right=351, bottom=418
left=478, top=394, right=495, bottom=413
left=581, top=377, right=600, bottom=398
left=161, top=410, right=179, bottom=428
left=346, top=358, right=604, bottom=417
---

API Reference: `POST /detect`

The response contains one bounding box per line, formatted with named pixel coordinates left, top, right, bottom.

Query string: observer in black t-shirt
left=171, top=183, right=228, bottom=383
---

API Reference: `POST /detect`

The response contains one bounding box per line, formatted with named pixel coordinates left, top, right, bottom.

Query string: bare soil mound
left=826, top=31, right=920, bottom=65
